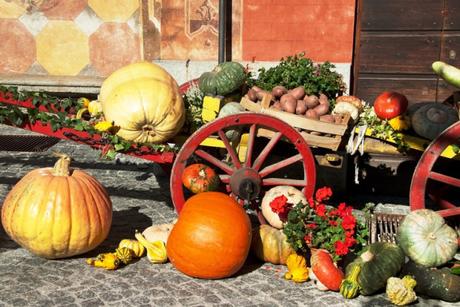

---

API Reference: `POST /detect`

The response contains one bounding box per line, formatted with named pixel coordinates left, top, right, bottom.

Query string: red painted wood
left=170, top=113, right=316, bottom=214
left=410, top=121, right=460, bottom=218
left=0, top=95, right=175, bottom=164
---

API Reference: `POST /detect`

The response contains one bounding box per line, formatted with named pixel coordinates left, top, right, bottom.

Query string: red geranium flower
left=270, top=195, right=288, bottom=214
left=328, top=220, right=338, bottom=227
left=315, top=186, right=332, bottom=202
left=304, top=233, right=312, bottom=245
left=334, top=240, right=349, bottom=256
left=344, top=236, right=357, bottom=248
left=315, top=204, right=327, bottom=217
left=306, top=223, right=317, bottom=229
left=342, top=214, right=356, bottom=230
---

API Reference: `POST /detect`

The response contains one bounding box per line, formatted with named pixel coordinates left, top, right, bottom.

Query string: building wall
left=0, top=0, right=356, bottom=93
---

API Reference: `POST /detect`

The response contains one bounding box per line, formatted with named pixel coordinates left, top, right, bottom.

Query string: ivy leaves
left=0, top=86, right=178, bottom=159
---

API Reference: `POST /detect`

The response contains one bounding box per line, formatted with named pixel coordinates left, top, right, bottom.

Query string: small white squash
left=142, top=222, right=175, bottom=245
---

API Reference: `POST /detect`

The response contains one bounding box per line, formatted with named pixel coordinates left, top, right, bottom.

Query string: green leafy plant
left=358, top=105, right=410, bottom=152
left=0, top=86, right=178, bottom=159
left=182, top=83, right=205, bottom=133
left=281, top=187, right=369, bottom=262
left=248, top=52, right=346, bottom=99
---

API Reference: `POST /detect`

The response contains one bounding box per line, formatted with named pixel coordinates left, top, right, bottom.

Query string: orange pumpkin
left=167, top=192, right=252, bottom=279
left=1, top=153, right=112, bottom=259
left=181, top=163, right=220, bottom=194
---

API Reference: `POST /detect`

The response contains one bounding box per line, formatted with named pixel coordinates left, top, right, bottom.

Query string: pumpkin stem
left=360, top=250, right=374, bottom=262
left=52, top=152, right=71, bottom=176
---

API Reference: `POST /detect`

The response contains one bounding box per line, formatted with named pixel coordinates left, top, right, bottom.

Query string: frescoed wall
left=0, top=0, right=356, bottom=92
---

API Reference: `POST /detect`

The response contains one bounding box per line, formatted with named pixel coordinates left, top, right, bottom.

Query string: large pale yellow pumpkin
left=1, top=154, right=112, bottom=259
left=99, top=61, right=185, bottom=144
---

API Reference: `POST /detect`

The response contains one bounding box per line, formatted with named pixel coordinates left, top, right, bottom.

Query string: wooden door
left=353, top=0, right=460, bottom=105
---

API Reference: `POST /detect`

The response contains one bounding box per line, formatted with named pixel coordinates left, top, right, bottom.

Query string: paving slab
left=0, top=124, right=457, bottom=307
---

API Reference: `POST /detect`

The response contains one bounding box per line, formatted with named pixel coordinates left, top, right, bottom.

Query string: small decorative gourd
left=284, top=254, right=309, bottom=283
left=340, top=265, right=361, bottom=299
left=142, top=222, right=175, bottom=245
left=397, top=209, right=458, bottom=267
left=118, top=239, right=145, bottom=258
left=86, top=253, right=120, bottom=270
left=135, top=231, right=168, bottom=264
left=386, top=276, right=418, bottom=306
left=115, top=247, right=135, bottom=265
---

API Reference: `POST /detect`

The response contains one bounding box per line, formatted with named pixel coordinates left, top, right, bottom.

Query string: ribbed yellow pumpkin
left=1, top=154, right=112, bottom=259
left=99, top=61, right=185, bottom=144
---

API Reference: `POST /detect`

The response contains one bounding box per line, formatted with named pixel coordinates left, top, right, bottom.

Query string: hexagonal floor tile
left=0, top=0, right=27, bottom=19
left=0, top=19, right=35, bottom=74
left=36, top=20, right=89, bottom=76
left=88, top=0, right=139, bottom=22
left=42, top=0, right=87, bottom=20
left=89, top=22, right=141, bottom=76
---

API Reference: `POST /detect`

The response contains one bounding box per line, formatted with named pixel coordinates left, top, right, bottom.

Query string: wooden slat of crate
left=240, top=96, right=351, bottom=151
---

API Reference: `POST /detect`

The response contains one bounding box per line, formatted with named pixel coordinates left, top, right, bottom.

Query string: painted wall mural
left=0, top=0, right=142, bottom=77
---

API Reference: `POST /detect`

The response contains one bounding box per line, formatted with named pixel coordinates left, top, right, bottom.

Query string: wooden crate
left=240, top=94, right=352, bottom=151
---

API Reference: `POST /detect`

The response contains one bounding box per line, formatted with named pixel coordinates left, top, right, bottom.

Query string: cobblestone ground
left=0, top=125, right=456, bottom=307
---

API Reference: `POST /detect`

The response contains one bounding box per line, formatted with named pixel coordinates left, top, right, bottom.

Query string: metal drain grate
left=0, top=135, right=60, bottom=152
left=368, top=213, right=406, bottom=244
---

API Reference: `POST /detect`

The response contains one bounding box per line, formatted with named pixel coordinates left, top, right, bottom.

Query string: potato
left=271, top=101, right=282, bottom=110
left=289, top=86, right=306, bottom=100
left=313, top=103, right=329, bottom=116
left=318, top=93, right=330, bottom=107
left=252, top=85, right=263, bottom=93
left=319, top=114, right=335, bottom=123
left=295, top=100, right=307, bottom=115
left=271, top=85, right=288, bottom=98
left=280, top=94, right=297, bottom=113
left=304, top=95, right=320, bottom=108
left=305, top=109, right=319, bottom=120
left=256, top=89, right=270, bottom=101
left=247, top=88, right=258, bottom=102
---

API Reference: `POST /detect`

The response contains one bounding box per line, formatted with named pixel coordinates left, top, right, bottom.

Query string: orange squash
left=1, top=153, right=112, bottom=259
left=166, top=192, right=252, bottom=279
left=311, top=249, right=344, bottom=291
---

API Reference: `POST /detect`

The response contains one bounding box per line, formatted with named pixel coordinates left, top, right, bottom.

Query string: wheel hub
left=230, top=167, right=261, bottom=200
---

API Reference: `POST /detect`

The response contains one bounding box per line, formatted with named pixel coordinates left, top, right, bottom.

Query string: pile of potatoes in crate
left=246, top=85, right=364, bottom=124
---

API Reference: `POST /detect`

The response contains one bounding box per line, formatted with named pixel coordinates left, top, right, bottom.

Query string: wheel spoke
left=217, top=129, right=242, bottom=169
left=252, top=131, right=283, bottom=171
left=244, top=124, right=257, bottom=167
left=262, top=178, right=307, bottom=187
left=258, top=153, right=303, bottom=178
left=219, top=174, right=230, bottom=184
left=429, top=171, right=460, bottom=188
left=195, top=149, right=234, bottom=175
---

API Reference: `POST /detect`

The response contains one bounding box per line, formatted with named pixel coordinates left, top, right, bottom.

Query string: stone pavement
left=0, top=124, right=456, bottom=307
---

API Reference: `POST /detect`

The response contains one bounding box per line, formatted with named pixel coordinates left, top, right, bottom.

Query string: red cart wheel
left=409, top=121, right=460, bottom=218
left=170, top=113, right=316, bottom=214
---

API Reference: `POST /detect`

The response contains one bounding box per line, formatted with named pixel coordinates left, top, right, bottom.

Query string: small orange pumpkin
left=181, top=163, right=220, bottom=194
left=166, top=192, right=252, bottom=279
left=1, top=153, right=112, bottom=259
